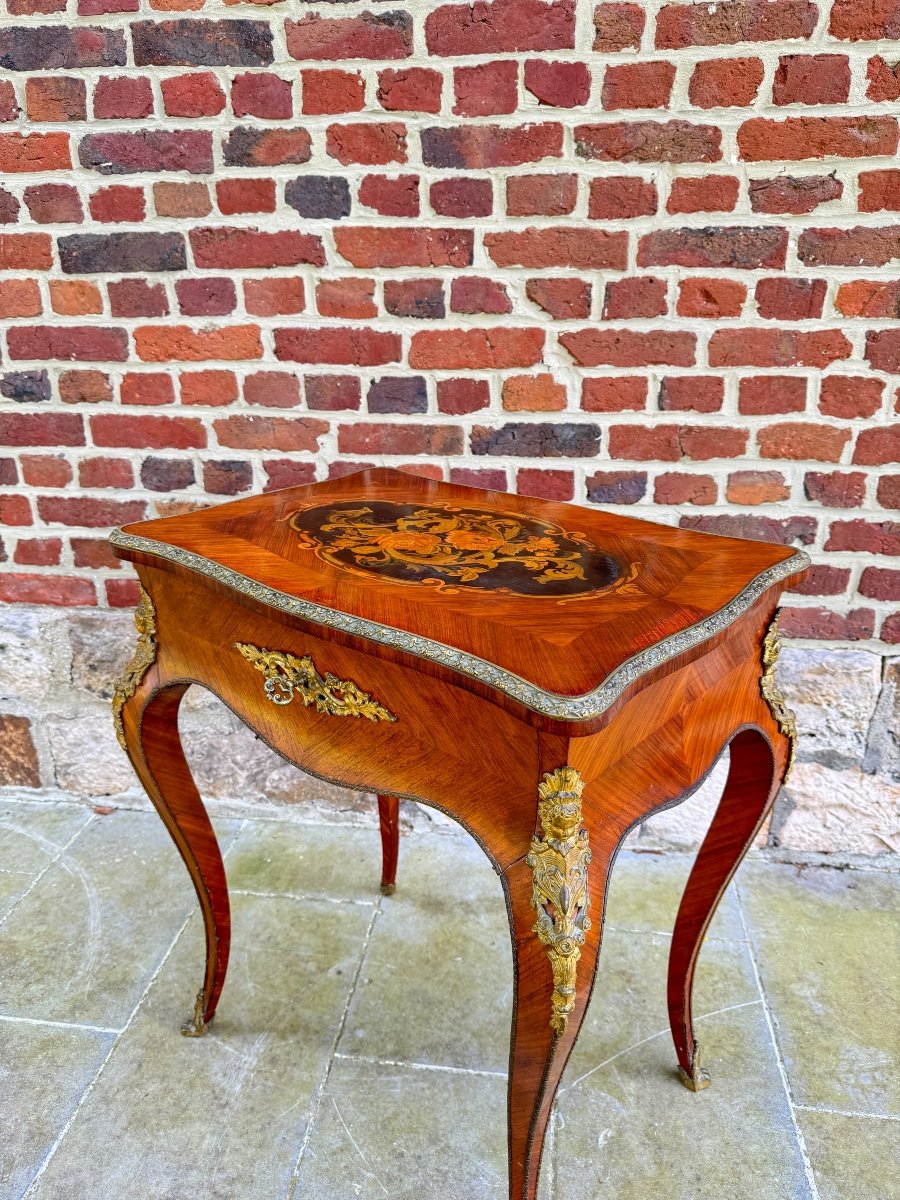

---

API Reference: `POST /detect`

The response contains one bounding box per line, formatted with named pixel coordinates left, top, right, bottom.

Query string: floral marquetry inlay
left=287, top=501, right=624, bottom=597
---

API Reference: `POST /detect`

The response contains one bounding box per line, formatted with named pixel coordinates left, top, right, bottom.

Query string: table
left=110, top=466, right=808, bottom=1199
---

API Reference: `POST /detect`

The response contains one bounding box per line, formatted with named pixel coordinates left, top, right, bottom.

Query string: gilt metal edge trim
left=527, top=766, right=591, bottom=1035
left=111, top=584, right=158, bottom=749
left=760, top=613, right=798, bottom=778
left=109, top=529, right=810, bottom=722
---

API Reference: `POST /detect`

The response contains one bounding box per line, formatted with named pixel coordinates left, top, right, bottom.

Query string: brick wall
left=0, top=0, right=896, bottom=644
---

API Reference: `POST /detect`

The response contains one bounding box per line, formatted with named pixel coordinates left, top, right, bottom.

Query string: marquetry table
left=110, top=467, right=808, bottom=1200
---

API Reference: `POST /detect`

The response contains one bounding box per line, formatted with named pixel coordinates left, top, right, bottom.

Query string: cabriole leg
left=377, top=794, right=400, bottom=895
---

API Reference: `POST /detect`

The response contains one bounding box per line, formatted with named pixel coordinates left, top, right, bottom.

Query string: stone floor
left=0, top=797, right=897, bottom=1200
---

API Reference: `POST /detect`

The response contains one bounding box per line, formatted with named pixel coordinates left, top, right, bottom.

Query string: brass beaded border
left=109, top=528, right=809, bottom=722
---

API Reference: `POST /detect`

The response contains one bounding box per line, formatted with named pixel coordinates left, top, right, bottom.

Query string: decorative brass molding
left=677, top=1043, right=712, bottom=1092
left=527, top=766, right=592, bottom=1035
left=181, top=988, right=208, bottom=1038
left=111, top=527, right=810, bottom=723
left=760, top=614, right=798, bottom=777
left=112, top=586, right=158, bottom=750
left=234, top=642, right=397, bottom=723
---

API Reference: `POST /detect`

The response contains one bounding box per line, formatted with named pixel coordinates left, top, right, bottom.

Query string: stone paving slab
left=795, top=1109, right=900, bottom=1200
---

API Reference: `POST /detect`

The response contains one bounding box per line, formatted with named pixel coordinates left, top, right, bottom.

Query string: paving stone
left=293, top=1057, right=508, bottom=1200
left=26, top=893, right=373, bottom=1200
left=227, top=818, right=386, bottom=903
left=338, top=830, right=511, bottom=1072
left=0, top=1019, right=114, bottom=1198
left=739, top=862, right=900, bottom=1115
left=795, top=1109, right=900, bottom=1200
left=553, top=930, right=811, bottom=1199
left=0, top=809, right=238, bottom=1027
left=0, top=799, right=92, bottom=875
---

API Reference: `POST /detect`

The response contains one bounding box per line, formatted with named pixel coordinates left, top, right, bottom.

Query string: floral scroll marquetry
left=760, top=614, right=798, bottom=778
left=112, top=586, right=158, bottom=749
left=235, top=642, right=397, bottom=723
left=527, top=766, right=592, bottom=1035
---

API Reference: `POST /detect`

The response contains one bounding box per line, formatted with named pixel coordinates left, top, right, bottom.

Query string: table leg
left=377, top=794, right=400, bottom=895
left=121, top=681, right=231, bottom=1038
left=667, top=726, right=785, bottom=1090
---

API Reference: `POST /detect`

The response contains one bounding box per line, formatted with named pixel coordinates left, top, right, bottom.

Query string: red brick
left=59, top=369, right=112, bottom=404
left=80, top=130, right=212, bottom=175
left=819, top=376, right=883, bottom=419
left=0, top=495, right=32, bottom=526
left=0, top=233, right=51, bottom=271
left=451, top=468, right=507, bottom=490
left=302, top=69, right=365, bottom=115
left=175, top=277, right=236, bottom=318
left=681, top=513, right=817, bottom=545
left=409, top=328, right=544, bottom=370
left=881, top=614, right=900, bottom=643
left=773, top=54, right=851, bottom=105
left=603, top=276, right=667, bottom=319
left=738, top=116, right=898, bottom=161
left=264, top=460, right=317, bottom=490
left=191, top=227, right=324, bottom=269
left=231, top=72, right=292, bottom=119
left=8, top=326, right=127, bottom=363
left=425, top=0, right=575, bottom=55
left=80, top=456, right=134, bottom=488
left=679, top=426, right=749, bottom=459
left=109, top=278, right=168, bottom=318
left=135, top=325, right=260, bottom=363
left=358, top=174, right=419, bottom=217
left=524, top=60, right=590, bottom=108
left=203, top=460, right=253, bottom=497
left=180, top=370, right=238, bottom=407
left=37, top=495, right=146, bottom=527
left=0, top=412, right=85, bottom=447
left=826, top=519, right=900, bottom=555
left=609, top=425, right=680, bottom=461
left=562, top=329, right=695, bottom=367
left=25, top=77, right=85, bottom=122
left=581, top=377, right=647, bottom=412
left=576, top=121, right=721, bottom=163
left=593, top=3, right=644, bottom=51
left=93, top=75, right=153, bottom=119
left=106, top=579, right=140, bottom=608
left=689, top=58, right=763, bottom=108
left=749, top=174, right=842, bottom=214
left=454, top=61, right=518, bottom=117
left=588, top=177, right=657, bottom=218
left=739, top=376, right=807, bottom=414
left=450, top=277, right=511, bottom=315
left=317, top=278, right=377, bottom=319
left=527, top=278, right=591, bottom=320
left=153, top=181, right=210, bottom=218
left=89, top=185, right=145, bottom=223
left=866, top=56, right=900, bottom=102
left=214, top=415, right=328, bottom=452
left=275, top=326, right=401, bottom=366
left=602, top=62, right=675, bottom=109
left=830, top=0, right=900, bottom=40
left=15, top=538, right=61, bottom=566
left=161, top=73, right=225, bottom=117
left=789, top=565, right=851, bottom=595
left=502, top=374, right=567, bottom=411
left=486, top=228, right=627, bottom=269
left=778, top=607, right=875, bottom=640
left=305, top=375, right=362, bottom=411
left=658, top=377, right=724, bottom=413
left=334, top=226, right=472, bottom=268
left=709, top=329, right=851, bottom=368
left=244, top=371, right=301, bottom=408
left=859, top=567, right=900, bottom=601
left=507, top=174, right=577, bottom=217
left=339, top=424, right=463, bottom=456
left=384, top=277, right=445, bottom=319
left=758, top=422, right=851, bottom=461
left=286, top=13, right=413, bottom=61
left=431, top=178, right=493, bottom=218
left=667, top=175, right=738, bottom=214
left=71, top=537, right=122, bottom=570
left=516, top=468, right=574, bottom=501
left=20, top=454, right=73, bottom=487
left=800, top=227, right=900, bottom=268
left=437, top=379, right=490, bottom=415
left=244, top=278, right=305, bottom=317
left=804, top=470, right=867, bottom=507
left=866, top=330, right=900, bottom=373
left=378, top=68, right=442, bottom=113
left=24, top=183, right=82, bottom=224
left=676, top=278, right=747, bottom=318
left=422, top=123, right=563, bottom=168
left=223, top=128, right=310, bottom=168
left=858, top=170, right=900, bottom=213
left=854, top=425, right=900, bottom=466
left=586, top=469, right=647, bottom=504
left=756, top=277, right=826, bottom=320
left=0, top=280, right=41, bottom=319
left=121, top=372, right=175, bottom=406
left=91, top=413, right=205, bottom=449
left=657, top=0, right=817, bottom=48
left=655, top=472, right=716, bottom=505
left=216, top=178, right=276, bottom=215
left=327, top=122, right=406, bottom=166
left=727, top=470, right=790, bottom=504
left=640, top=226, right=786, bottom=269
left=0, top=574, right=96, bottom=606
